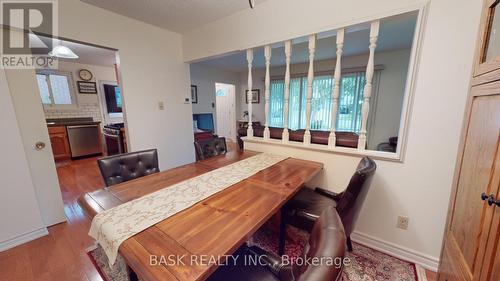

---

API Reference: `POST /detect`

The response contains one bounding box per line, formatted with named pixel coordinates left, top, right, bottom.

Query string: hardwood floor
left=0, top=154, right=438, bottom=281
left=0, top=157, right=105, bottom=281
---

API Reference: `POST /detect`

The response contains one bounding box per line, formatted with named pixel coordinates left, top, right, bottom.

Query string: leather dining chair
left=97, top=149, right=159, bottom=187
left=279, top=157, right=376, bottom=254
left=194, top=137, right=227, bottom=160
left=207, top=206, right=346, bottom=281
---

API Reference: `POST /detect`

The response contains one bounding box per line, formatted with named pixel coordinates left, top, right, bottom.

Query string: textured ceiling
left=81, top=0, right=268, bottom=33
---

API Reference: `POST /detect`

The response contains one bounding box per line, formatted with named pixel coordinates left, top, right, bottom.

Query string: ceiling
left=33, top=35, right=117, bottom=66
left=195, top=11, right=418, bottom=72
left=81, top=0, right=268, bottom=33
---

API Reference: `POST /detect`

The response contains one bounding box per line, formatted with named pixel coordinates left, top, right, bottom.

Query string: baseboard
left=0, top=227, right=48, bottom=252
left=351, top=231, right=439, bottom=272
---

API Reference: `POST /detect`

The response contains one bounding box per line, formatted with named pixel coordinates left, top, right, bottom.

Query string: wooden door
left=438, top=1, right=500, bottom=280
left=215, top=83, right=236, bottom=141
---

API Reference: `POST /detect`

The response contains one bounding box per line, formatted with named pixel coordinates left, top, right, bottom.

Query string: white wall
left=43, top=61, right=117, bottom=123
left=0, top=0, right=196, bottom=246
left=37, top=0, right=194, bottom=169
left=190, top=63, right=240, bottom=132
left=183, top=0, right=483, bottom=269
left=0, top=69, right=47, bottom=249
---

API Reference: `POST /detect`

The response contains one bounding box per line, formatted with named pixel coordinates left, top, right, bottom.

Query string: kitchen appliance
left=103, top=123, right=125, bottom=156
left=67, top=124, right=102, bottom=158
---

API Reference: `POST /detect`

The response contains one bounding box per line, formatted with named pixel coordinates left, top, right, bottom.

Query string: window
left=269, top=72, right=366, bottom=132
left=36, top=71, right=76, bottom=106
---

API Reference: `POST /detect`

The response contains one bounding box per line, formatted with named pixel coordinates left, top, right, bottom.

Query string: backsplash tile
left=44, top=103, right=102, bottom=122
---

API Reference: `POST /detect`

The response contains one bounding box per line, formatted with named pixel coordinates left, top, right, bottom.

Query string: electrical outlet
left=158, top=101, right=165, bottom=110
left=397, top=216, right=409, bottom=230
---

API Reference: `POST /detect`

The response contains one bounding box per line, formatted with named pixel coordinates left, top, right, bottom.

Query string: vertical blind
left=269, top=72, right=366, bottom=132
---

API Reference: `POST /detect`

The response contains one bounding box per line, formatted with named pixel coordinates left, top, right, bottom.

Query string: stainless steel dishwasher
left=66, top=124, right=102, bottom=158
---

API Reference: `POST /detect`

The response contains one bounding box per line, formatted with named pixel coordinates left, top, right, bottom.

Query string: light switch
left=183, top=97, right=191, bottom=104
left=158, top=101, right=165, bottom=110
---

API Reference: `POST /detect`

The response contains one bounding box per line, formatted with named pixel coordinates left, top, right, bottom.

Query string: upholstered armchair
left=194, top=137, right=227, bottom=160
left=207, top=206, right=346, bottom=281
left=279, top=157, right=376, bottom=254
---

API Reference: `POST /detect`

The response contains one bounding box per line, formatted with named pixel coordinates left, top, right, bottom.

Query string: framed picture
left=245, top=89, right=260, bottom=104
left=77, top=81, right=97, bottom=94
left=191, top=85, right=198, bottom=104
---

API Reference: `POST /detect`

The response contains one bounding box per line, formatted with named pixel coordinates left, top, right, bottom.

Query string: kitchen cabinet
left=48, top=126, right=71, bottom=161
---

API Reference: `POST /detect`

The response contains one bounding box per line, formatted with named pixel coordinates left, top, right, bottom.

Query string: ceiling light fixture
left=48, top=45, right=79, bottom=59
left=249, top=0, right=255, bottom=9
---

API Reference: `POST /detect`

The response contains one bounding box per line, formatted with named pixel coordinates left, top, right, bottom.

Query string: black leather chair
left=207, top=206, right=346, bottom=281
left=194, top=137, right=227, bottom=160
left=279, top=157, right=376, bottom=254
left=97, top=149, right=159, bottom=187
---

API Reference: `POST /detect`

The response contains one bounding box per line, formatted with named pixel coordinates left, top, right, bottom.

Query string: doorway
left=5, top=32, right=126, bottom=227
left=215, top=83, right=236, bottom=141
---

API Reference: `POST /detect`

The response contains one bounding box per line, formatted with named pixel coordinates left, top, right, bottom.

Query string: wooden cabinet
left=48, top=126, right=71, bottom=161
left=438, top=1, right=500, bottom=280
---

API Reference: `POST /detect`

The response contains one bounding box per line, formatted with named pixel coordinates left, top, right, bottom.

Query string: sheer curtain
left=268, top=71, right=378, bottom=133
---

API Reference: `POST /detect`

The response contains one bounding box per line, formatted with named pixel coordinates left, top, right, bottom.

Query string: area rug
left=88, top=226, right=424, bottom=281
left=248, top=225, right=422, bottom=281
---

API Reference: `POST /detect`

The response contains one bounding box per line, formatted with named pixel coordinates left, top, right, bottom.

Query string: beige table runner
left=89, top=153, right=287, bottom=266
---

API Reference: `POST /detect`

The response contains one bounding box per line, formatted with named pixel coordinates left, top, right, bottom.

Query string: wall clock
left=78, top=69, right=93, bottom=81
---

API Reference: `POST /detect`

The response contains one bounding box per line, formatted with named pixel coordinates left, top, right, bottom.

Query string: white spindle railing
left=282, top=40, right=292, bottom=142
left=358, top=20, right=379, bottom=149
left=247, top=48, right=254, bottom=137
left=328, top=28, right=345, bottom=148
left=263, top=45, right=271, bottom=140
left=303, top=34, right=316, bottom=145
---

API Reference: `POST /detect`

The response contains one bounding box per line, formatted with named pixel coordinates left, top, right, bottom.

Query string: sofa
left=237, top=125, right=359, bottom=149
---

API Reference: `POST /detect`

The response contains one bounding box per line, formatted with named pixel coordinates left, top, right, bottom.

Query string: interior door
left=3, top=67, right=66, bottom=226
left=215, top=83, right=236, bottom=141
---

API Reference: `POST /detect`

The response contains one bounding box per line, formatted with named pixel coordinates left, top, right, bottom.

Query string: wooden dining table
left=78, top=150, right=323, bottom=281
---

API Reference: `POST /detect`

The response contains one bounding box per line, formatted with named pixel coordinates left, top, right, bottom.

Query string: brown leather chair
left=194, top=137, right=227, bottom=160
left=279, top=157, right=376, bottom=254
left=207, top=206, right=346, bottom=281
left=97, top=149, right=159, bottom=187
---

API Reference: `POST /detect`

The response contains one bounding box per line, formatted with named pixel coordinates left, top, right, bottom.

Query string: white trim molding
left=351, top=231, right=439, bottom=271
left=0, top=227, right=48, bottom=252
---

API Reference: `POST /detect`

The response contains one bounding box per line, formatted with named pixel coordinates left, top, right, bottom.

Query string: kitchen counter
left=46, top=118, right=100, bottom=127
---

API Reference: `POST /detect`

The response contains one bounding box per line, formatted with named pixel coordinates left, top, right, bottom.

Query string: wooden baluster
left=303, top=34, right=316, bottom=145
left=263, top=45, right=271, bottom=140
left=282, top=40, right=292, bottom=142
left=247, top=49, right=254, bottom=138
left=358, top=21, right=379, bottom=149
left=328, top=29, right=344, bottom=148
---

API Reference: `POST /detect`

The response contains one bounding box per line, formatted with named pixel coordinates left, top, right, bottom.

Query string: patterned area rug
left=248, top=226, right=420, bottom=281
left=88, top=226, right=421, bottom=281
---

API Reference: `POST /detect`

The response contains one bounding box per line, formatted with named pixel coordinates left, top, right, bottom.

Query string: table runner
left=89, top=153, right=287, bottom=266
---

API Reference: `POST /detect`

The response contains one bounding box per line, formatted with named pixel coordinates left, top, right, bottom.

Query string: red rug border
left=87, top=249, right=109, bottom=281
left=86, top=241, right=421, bottom=281
left=352, top=240, right=420, bottom=281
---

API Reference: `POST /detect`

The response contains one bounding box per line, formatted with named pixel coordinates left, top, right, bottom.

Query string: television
left=193, top=113, right=214, bottom=132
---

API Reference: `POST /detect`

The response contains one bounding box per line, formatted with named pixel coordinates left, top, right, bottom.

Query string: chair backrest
left=194, top=137, right=227, bottom=160
left=336, top=157, right=377, bottom=235
left=97, top=149, right=159, bottom=187
left=293, top=206, right=346, bottom=281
